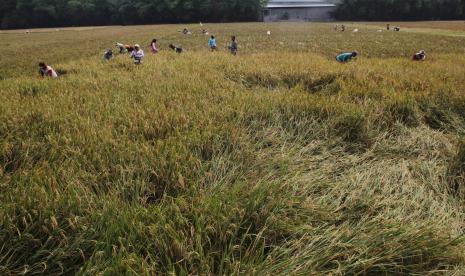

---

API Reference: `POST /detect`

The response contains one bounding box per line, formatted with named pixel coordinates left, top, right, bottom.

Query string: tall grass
left=2, top=23, right=465, bottom=274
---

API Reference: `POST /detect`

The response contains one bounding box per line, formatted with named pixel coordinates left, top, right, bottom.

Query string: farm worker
left=208, top=35, right=217, bottom=51
left=116, top=42, right=126, bottom=53
left=169, top=44, right=183, bottom=54
left=130, top=44, right=144, bottom=64
left=336, top=52, right=358, bottom=63
left=151, top=39, right=158, bottom=53
left=229, top=36, right=238, bottom=55
left=412, top=50, right=426, bottom=61
left=125, top=45, right=135, bottom=52
left=103, top=49, right=113, bottom=60
left=39, top=62, right=58, bottom=78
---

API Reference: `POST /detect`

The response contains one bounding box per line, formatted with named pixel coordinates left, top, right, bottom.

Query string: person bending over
left=336, top=52, right=358, bottom=63
left=413, top=50, right=426, bottom=61
left=103, top=49, right=113, bottom=60
left=169, top=44, right=183, bottom=54
left=38, top=62, right=58, bottom=78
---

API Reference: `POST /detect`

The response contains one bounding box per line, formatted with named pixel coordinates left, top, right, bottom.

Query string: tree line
left=2, top=0, right=465, bottom=29
left=335, top=0, right=465, bottom=21
left=0, top=0, right=264, bottom=29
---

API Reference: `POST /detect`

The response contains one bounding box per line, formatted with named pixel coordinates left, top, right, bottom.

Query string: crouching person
left=39, top=62, right=58, bottom=78
left=116, top=42, right=126, bottom=53
left=169, top=44, right=183, bottom=54
left=413, top=50, right=426, bottom=61
left=130, top=44, right=144, bottom=64
left=336, top=51, right=358, bottom=63
left=103, top=49, right=113, bottom=60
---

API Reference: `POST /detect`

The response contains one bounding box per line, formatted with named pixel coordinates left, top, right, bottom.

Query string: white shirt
left=131, top=49, right=144, bottom=60
left=40, top=66, right=58, bottom=78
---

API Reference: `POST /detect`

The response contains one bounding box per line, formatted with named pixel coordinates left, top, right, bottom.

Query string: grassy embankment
left=2, top=22, right=465, bottom=274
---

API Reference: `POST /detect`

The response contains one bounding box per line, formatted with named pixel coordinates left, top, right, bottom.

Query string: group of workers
left=335, top=49, right=426, bottom=63
left=38, top=25, right=426, bottom=78
left=103, top=34, right=238, bottom=65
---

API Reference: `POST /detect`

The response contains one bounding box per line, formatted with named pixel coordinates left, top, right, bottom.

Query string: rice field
left=2, top=22, right=465, bottom=275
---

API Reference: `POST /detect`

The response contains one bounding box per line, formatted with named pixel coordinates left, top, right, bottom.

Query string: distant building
left=263, top=0, right=337, bottom=22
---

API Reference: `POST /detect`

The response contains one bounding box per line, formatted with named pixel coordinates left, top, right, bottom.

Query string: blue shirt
left=336, top=52, right=354, bottom=62
left=208, top=38, right=217, bottom=47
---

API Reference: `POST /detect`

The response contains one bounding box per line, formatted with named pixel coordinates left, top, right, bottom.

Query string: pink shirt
left=151, top=42, right=158, bottom=53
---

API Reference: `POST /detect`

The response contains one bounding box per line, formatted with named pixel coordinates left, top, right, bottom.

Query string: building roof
left=266, top=0, right=336, bottom=8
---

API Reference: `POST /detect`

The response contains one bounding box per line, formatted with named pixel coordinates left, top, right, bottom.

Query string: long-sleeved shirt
left=130, top=49, right=144, bottom=60
left=151, top=42, right=158, bottom=53
left=336, top=53, right=354, bottom=63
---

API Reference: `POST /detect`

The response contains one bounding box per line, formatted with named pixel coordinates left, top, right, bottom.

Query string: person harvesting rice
left=208, top=35, right=217, bottom=51
left=130, top=44, right=144, bottom=64
left=336, top=52, right=358, bottom=63
left=38, top=62, right=58, bottom=78
left=413, top=50, right=426, bottom=61
left=150, top=39, right=158, bottom=54
left=169, top=44, right=183, bottom=54
left=229, top=36, right=238, bottom=55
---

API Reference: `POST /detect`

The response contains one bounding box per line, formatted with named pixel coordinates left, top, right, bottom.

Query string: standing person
left=150, top=39, right=159, bottom=54
left=336, top=51, right=358, bottom=63
left=169, top=44, right=183, bottom=54
left=130, top=44, right=144, bottom=64
left=38, top=62, right=58, bottom=78
left=208, top=35, right=217, bottom=51
left=341, top=25, right=345, bottom=32
left=229, top=36, right=238, bottom=55
left=412, top=50, right=426, bottom=61
left=386, top=23, right=390, bottom=30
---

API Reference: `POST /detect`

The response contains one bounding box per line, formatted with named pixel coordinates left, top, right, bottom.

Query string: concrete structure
left=263, top=0, right=337, bottom=22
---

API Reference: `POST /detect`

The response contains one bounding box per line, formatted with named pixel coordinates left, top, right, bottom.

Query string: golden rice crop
left=1, top=22, right=465, bottom=275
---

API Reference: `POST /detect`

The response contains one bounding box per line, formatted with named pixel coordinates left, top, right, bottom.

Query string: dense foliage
left=336, top=0, right=465, bottom=20
left=0, top=0, right=263, bottom=29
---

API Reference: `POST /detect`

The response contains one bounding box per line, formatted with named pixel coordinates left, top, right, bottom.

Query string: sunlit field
left=2, top=22, right=465, bottom=275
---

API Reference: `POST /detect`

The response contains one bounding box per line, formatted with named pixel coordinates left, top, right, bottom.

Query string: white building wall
left=264, top=7, right=336, bottom=22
